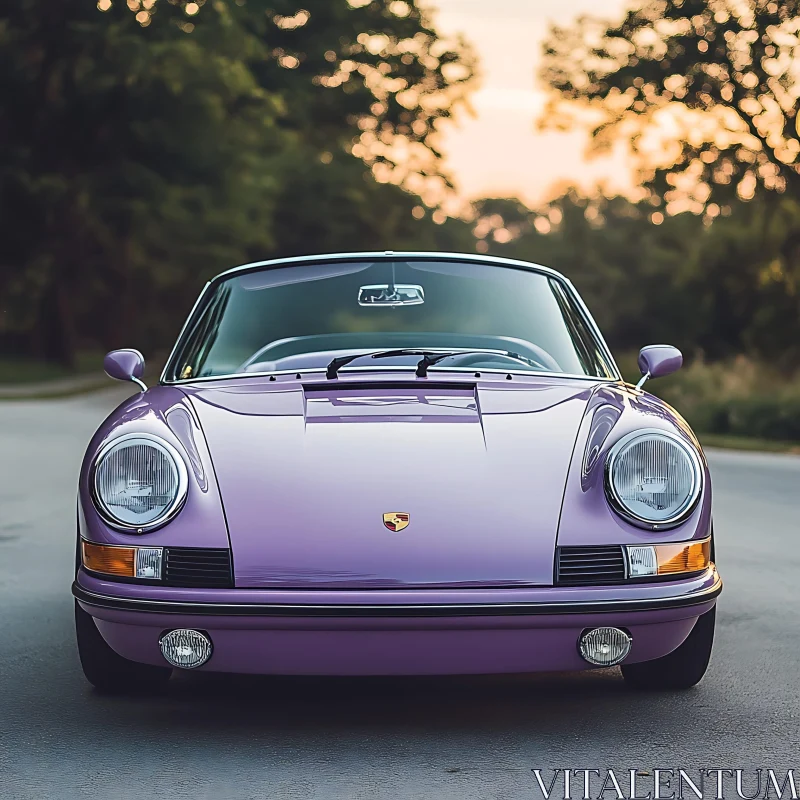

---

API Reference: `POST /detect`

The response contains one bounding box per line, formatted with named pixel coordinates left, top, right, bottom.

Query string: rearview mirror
left=104, top=349, right=147, bottom=392
left=358, top=284, right=424, bottom=307
left=636, top=345, right=682, bottom=389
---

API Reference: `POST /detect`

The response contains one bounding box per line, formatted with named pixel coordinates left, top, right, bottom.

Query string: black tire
left=75, top=601, right=172, bottom=694
left=621, top=606, right=716, bottom=690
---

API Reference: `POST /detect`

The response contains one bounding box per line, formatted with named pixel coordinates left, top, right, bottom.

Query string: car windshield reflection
left=166, top=256, right=616, bottom=381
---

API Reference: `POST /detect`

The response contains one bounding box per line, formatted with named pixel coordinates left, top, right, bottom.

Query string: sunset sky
left=427, top=0, right=633, bottom=208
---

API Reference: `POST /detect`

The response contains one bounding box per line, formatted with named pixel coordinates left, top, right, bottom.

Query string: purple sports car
left=73, top=252, right=721, bottom=693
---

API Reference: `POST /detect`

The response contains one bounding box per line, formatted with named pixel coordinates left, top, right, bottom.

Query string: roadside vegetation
left=617, top=354, right=800, bottom=450
left=0, top=352, right=103, bottom=385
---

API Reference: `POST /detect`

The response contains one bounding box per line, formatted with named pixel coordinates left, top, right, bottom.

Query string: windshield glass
left=166, top=259, right=616, bottom=381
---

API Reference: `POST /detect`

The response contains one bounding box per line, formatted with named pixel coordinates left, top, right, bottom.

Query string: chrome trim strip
left=159, top=252, right=622, bottom=384
left=72, top=575, right=721, bottom=618
left=561, top=275, right=620, bottom=379
left=212, top=251, right=569, bottom=283
left=159, top=280, right=212, bottom=385
left=163, top=366, right=614, bottom=387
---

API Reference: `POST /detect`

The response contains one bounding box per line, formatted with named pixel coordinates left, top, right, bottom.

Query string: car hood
left=185, top=377, right=597, bottom=588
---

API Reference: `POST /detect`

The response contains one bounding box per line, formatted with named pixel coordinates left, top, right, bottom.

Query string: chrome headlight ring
left=604, top=428, right=703, bottom=531
left=91, top=432, right=188, bottom=533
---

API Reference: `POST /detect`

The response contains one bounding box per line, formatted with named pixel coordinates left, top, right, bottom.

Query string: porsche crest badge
left=383, top=512, right=410, bottom=532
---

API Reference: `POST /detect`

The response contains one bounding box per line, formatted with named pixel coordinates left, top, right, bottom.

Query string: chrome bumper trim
left=72, top=576, right=721, bottom=618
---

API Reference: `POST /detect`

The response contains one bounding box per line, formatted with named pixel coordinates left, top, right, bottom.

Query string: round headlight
left=605, top=429, right=702, bottom=529
left=92, top=433, right=188, bottom=532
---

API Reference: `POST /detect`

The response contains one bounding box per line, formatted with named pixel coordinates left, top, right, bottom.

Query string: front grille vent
left=164, top=547, right=233, bottom=588
left=556, top=545, right=626, bottom=586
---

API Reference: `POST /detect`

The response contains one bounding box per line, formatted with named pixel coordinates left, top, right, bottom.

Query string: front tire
left=621, top=606, right=716, bottom=690
left=75, top=601, right=171, bottom=694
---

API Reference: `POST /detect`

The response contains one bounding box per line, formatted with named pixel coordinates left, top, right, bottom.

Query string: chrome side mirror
left=104, top=349, right=147, bottom=392
left=636, top=345, right=682, bottom=390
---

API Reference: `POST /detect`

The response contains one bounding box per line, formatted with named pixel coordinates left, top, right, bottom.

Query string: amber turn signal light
left=655, top=538, right=711, bottom=575
left=81, top=541, right=136, bottom=577
left=627, top=537, right=711, bottom=578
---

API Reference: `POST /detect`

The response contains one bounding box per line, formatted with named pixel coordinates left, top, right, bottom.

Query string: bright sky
left=426, top=0, right=632, bottom=208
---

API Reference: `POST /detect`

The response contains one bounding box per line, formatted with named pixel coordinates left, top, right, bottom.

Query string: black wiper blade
left=415, top=349, right=538, bottom=377
left=325, top=348, right=540, bottom=380
left=326, top=349, right=439, bottom=379
left=326, top=353, right=365, bottom=379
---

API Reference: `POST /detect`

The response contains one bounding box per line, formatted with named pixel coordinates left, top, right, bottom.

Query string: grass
left=699, top=433, right=800, bottom=454
left=617, top=352, right=800, bottom=446
left=0, top=350, right=167, bottom=388
left=0, top=351, right=104, bottom=385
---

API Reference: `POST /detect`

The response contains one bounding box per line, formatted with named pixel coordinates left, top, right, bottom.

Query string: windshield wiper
left=414, top=349, right=541, bottom=377
left=326, top=349, right=440, bottom=379
left=326, top=348, right=541, bottom=379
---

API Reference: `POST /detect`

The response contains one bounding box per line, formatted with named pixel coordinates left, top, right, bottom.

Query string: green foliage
left=3, top=0, right=800, bottom=440
left=634, top=355, right=800, bottom=442
left=0, top=0, right=285, bottom=361
left=529, top=0, right=800, bottom=410
left=133, top=0, right=475, bottom=184
left=0, top=351, right=104, bottom=385
left=0, top=0, right=475, bottom=364
left=539, top=0, right=800, bottom=210
left=473, top=189, right=800, bottom=369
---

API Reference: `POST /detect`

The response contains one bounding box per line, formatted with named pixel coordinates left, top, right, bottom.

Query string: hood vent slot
left=304, top=381, right=476, bottom=392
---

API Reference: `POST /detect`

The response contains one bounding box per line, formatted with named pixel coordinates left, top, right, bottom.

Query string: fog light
left=579, top=627, right=632, bottom=666
left=159, top=629, right=213, bottom=669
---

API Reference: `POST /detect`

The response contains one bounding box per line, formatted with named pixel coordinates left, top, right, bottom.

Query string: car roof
left=210, top=251, right=568, bottom=285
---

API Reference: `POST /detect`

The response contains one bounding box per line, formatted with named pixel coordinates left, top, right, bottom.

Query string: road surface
left=1, top=389, right=797, bottom=799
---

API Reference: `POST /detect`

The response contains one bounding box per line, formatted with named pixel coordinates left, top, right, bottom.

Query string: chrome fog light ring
left=159, top=629, right=213, bottom=669
left=579, top=627, right=632, bottom=666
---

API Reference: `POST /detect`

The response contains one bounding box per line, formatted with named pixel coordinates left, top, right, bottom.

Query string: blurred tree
left=473, top=192, right=709, bottom=356
left=540, top=0, right=800, bottom=214
left=267, top=148, right=476, bottom=256
left=120, top=0, right=475, bottom=199
left=685, top=194, right=800, bottom=364
left=0, top=1, right=284, bottom=363
left=0, top=0, right=476, bottom=365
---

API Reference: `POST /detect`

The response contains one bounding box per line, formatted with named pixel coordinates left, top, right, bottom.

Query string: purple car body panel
left=76, top=566, right=719, bottom=674
left=75, top=252, right=720, bottom=676
left=638, top=344, right=683, bottom=381
left=79, top=387, right=230, bottom=550
left=185, top=376, right=593, bottom=588
left=91, top=615, right=700, bottom=675
left=103, top=349, right=145, bottom=382
left=557, top=384, right=711, bottom=547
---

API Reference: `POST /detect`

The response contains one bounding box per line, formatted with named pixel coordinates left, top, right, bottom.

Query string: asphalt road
left=1, top=388, right=798, bottom=800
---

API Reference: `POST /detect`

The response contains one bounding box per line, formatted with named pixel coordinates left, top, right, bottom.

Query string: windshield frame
left=159, top=251, right=622, bottom=385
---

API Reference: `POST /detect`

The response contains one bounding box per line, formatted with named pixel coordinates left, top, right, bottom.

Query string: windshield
left=165, top=258, right=616, bottom=381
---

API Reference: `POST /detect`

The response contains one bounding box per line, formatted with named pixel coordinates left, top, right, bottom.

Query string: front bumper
left=73, top=567, right=721, bottom=675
